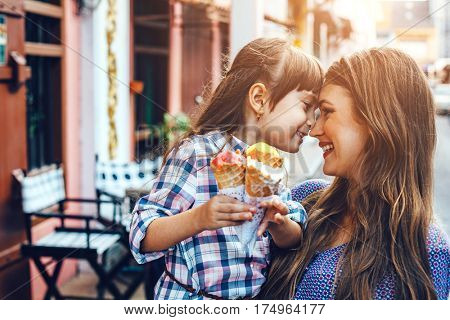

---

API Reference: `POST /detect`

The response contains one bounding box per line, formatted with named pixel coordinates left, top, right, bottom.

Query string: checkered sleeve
left=278, top=185, right=307, bottom=225
left=129, top=140, right=198, bottom=264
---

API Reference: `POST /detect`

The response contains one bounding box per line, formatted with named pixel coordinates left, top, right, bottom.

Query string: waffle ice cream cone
left=245, top=165, right=280, bottom=197
left=235, top=142, right=286, bottom=255
left=211, top=149, right=246, bottom=201
left=211, top=153, right=245, bottom=189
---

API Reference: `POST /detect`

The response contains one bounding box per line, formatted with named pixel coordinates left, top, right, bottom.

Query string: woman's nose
left=309, top=118, right=323, bottom=137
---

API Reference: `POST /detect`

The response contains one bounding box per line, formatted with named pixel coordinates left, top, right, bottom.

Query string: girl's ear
left=248, top=83, right=267, bottom=118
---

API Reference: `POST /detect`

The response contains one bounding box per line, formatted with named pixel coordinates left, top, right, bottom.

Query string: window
left=133, top=0, right=169, bottom=160
left=24, top=0, right=63, bottom=169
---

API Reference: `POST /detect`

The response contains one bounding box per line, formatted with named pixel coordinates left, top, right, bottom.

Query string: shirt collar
left=230, top=134, right=248, bottom=152
left=206, top=130, right=249, bottom=153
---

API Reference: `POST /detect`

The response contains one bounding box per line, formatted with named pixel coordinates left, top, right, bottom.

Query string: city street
left=1, top=0, right=448, bottom=302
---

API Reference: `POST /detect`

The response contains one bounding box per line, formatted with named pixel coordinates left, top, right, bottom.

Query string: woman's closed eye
left=319, top=106, right=333, bottom=116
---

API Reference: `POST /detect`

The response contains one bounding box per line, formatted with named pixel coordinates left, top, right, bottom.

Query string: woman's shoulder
left=426, top=224, right=449, bottom=299
left=291, top=179, right=330, bottom=202
left=427, top=224, right=450, bottom=257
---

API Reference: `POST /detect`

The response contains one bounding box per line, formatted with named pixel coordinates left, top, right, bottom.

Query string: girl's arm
left=258, top=197, right=303, bottom=249
left=268, top=215, right=302, bottom=249
left=129, top=140, right=202, bottom=264
left=130, top=139, right=255, bottom=263
left=141, top=206, right=203, bottom=252
left=141, top=195, right=255, bottom=252
left=261, top=181, right=330, bottom=249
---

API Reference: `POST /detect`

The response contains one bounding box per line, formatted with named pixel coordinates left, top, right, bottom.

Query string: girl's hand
left=257, top=196, right=289, bottom=237
left=197, top=195, right=257, bottom=231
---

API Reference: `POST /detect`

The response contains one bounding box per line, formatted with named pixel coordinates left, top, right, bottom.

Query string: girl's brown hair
left=163, top=37, right=323, bottom=163
left=259, top=48, right=437, bottom=299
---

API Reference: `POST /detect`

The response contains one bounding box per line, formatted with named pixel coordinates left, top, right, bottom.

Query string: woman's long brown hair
left=162, top=38, right=323, bottom=163
left=258, top=48, right=438, bottom=299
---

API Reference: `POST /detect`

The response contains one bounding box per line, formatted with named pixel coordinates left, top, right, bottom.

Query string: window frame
left=24, top=0, right=64, bottom=170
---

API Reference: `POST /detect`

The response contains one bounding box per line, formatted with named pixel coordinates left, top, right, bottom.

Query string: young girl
left=129, top=38, right=323, bottom=300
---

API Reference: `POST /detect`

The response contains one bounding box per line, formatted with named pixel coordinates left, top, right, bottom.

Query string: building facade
left=0, top=0, right=369, bottom=299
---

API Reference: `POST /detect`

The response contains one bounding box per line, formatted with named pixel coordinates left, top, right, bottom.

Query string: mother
left=259, top=48, right=449, bottom=299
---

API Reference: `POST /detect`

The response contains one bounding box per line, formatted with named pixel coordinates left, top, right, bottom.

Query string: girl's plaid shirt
left=129, top=131, right=307, bottom=299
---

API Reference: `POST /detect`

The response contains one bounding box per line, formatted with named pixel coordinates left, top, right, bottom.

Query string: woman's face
left=310, top=84, right=368, bottom=179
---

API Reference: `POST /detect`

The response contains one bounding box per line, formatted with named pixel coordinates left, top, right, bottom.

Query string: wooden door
left=0, top=0, right=31, bottom=299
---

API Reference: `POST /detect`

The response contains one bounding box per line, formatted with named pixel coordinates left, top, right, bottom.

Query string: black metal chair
left=95, top=156, right=165, bottom=299
left=12, top=164, right=142, bottom=299
left=94, top=156, right=162, bottom=232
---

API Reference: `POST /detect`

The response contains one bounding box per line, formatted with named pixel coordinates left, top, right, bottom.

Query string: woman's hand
left=196, top=195, right=257, bottom=231
left=257, top=196, right=289, bottom=237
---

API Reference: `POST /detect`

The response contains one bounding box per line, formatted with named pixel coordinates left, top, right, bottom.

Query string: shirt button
left=250, top=263, right=254, bottom=268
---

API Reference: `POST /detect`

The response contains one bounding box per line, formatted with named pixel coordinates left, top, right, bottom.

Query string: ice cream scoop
left=245, top=142, right=284, bottom=197
left=211, top=149, right=246, bottom=189
left=211, top=149, right=246, bottom=204
left=246, top=142, right=283, bottom=168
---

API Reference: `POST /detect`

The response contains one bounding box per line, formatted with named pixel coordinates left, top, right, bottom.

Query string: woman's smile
left=319, top=142, right=334, bottom=159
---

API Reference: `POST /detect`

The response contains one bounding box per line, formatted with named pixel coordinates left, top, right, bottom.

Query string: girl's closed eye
left=303, top=100, right=312, bottom=109
left=303, top=100, right=316, bottom=121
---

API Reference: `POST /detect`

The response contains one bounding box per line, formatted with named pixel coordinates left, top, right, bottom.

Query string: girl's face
left=259, top=89, right=317, bottom=153
left=310, top=84, right=368, bottom=179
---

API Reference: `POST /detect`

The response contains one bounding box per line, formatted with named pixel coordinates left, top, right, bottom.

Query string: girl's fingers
left=273, top=213, right=285, bottom=224
left=218, top=220, right=244, bottom=228
left=255, top=213, right=286, bottom=236
left=272, top=199, right=288, bottom=214
left=260, top=199, right=288, bottom=214
left=259, top=200, right=272, bottom=208
left=217, top=195, right=240, bottom=204
left=219, top=203, right=256, bottom=214
left=257, top=220, right=269, bottom=237
left=219, top=212, right=253, bottom=222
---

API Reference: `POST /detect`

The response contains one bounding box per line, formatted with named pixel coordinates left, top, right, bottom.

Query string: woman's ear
left=248, top=83, right=267, bottom=119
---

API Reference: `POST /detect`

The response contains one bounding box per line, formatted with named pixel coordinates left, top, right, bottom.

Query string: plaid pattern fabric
left=129, top=131, right=307, bottom=300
